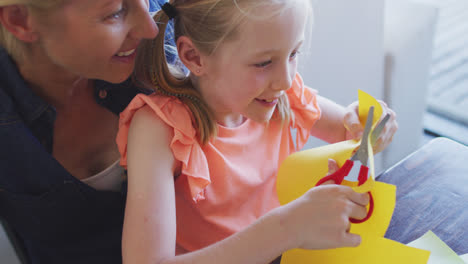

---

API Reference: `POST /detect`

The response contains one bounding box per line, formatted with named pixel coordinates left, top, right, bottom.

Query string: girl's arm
left=123, top=106, right=178, bottom=263
left=309, top=95, right=348, bottom=143
left=122, top=106, right=369, bottom=264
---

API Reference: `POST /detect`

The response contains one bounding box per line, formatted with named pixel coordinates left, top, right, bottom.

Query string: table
left=378, top=137, right=468, bottom=254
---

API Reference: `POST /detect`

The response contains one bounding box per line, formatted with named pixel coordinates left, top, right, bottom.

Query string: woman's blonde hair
left=135, top=0, right=311, bottom=144
left=0, top=0, right=63, bottom=61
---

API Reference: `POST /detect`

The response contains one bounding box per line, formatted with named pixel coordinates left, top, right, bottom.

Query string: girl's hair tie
left=161, top=3, right=178, bottom=19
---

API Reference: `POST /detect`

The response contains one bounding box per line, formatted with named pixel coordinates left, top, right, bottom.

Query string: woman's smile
left=113, top=46, right=138, bottom=63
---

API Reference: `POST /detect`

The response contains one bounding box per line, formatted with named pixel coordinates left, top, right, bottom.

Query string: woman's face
left=31, top=0, right=158, bottom=83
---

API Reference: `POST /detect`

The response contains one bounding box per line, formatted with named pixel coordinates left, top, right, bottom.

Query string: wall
left=298, top=0, right=386, bottom=172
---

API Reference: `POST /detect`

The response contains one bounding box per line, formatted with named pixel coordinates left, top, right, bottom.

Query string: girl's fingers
left=373, top=101, right=398, bottom=153
left=327, top=159, right=339, bottom=175
left=344, top=100, right=398, bottom=148
left=320, top=159, right=338, bottom=185
left=342, top=232, right=362, bottom=248
left=343, top=103, right=363, bottom=140
left=349, top=202, right=369, bottom=220
left=347, top=190, right=370, bottom=207
left=321, top=180, right=336, bottom=185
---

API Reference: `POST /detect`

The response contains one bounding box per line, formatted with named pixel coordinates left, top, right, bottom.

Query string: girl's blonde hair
left=135, top=0, right=311, bottom=144
left=0, top=0, right=63, bottom=61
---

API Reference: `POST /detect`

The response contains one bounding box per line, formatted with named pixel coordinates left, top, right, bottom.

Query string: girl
left=117, top=0, right=397, bottom=263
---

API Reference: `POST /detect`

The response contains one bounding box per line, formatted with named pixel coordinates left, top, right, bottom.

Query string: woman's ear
left=0, top=5, right=38, bottom=42
left=177, top=36, right=205, bottom=76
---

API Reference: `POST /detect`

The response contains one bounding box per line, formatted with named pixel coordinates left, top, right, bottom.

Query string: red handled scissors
left=315, top=106, right=391, bottom=223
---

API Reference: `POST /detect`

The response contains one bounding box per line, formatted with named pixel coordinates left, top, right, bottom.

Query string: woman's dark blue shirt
left=0, top=47, right=150, bottom=264
left=0, top=1, right=173, bottom=263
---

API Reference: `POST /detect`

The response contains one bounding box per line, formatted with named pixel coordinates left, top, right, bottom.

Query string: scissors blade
left=371, top=113, right=391, bottom=145
left=350, top=106, right=374, bottom=166
left=361, top=106, right=374, bottom=145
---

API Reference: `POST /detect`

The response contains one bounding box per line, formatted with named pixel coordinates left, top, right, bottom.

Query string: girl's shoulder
left=116, top=93, right=197, bottom=157
left=116, top=93, right=210, bottom=202
left=286, top=74, right=322, bottom=147
left=119, top=93, right=196, bottom=136
left=287, top=73, right=320, bottom=116
left=286, top=73, right=317, bottom=100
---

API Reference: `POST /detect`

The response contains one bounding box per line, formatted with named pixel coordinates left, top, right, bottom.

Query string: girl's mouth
left=256, top=98, right=279, bottom=106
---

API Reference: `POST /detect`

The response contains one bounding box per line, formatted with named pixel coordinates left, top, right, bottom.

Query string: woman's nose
left=129, top=2, right=159, bottom=40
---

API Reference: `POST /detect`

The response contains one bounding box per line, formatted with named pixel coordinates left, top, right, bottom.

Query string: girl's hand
left=276, top=159, right=369, bottom=250
left=343, top=100, right=398, bottom=153
left=277, top=183, right=370, bottom=250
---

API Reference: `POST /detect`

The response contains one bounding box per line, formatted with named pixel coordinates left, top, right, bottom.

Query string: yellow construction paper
left=281, top=236, right=430, bottom=263
left=358, top=89, right=383, bottom=125
left=347, top=181, right=395, bottom=237
left=277, top=90, right=430, bottom=264
left=277, top=90, right=383, bottom=204
left=276, top=142, right=396, bottom=236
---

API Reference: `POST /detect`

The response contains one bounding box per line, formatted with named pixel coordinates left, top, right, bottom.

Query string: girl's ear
left=0, top=5, right=38, bottom=42
left=177, top=36, right=205, bottom=76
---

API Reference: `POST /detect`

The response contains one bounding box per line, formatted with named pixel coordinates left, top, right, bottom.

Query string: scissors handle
left=357, top=165, right=369, bottom=185
left=316, top=161, right=375, bottom=224
left=315, top=159, right=354, bottom=186
left=348, top=164, right=374, bottom=223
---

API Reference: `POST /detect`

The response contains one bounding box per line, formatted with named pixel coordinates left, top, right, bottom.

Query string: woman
left=0, top=0, right=162, bottom=263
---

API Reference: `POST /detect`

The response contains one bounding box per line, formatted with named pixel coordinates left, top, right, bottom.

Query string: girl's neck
left=18, top=46, right=92, bottom=110
left=217, top=115, right=246, bottom=128
left=192, top=74, right=246, bottom=128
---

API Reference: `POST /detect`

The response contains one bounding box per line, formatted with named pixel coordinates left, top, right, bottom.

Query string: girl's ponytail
left=134, top=8, right=217, bottom=145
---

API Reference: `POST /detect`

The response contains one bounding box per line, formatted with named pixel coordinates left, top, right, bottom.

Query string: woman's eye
left=255, top=60, right=272, bottom=68
left=105, top=7, right=127, bottom=20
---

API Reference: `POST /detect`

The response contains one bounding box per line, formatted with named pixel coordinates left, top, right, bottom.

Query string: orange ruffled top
left=116, top=74, right=321, bottom=252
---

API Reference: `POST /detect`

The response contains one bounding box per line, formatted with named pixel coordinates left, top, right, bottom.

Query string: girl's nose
left=274, top=64, right=294, bottom=91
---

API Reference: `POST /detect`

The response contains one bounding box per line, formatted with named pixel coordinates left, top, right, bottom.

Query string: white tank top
left=82, top=160, right=125, bottom=192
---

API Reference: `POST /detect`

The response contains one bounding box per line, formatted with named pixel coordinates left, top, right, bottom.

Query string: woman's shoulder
left=0, top=82, right=18, bottom=121
left=0, top=49, right=18, bottom=116
left=93, top=79, right=153, bottom=115
left=0, top=49, right=40, bottom=124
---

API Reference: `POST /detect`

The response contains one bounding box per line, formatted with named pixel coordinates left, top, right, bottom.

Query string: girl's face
left=198, top=4, right=308, bottom=127
left=30, top=0, right=158, bottom=83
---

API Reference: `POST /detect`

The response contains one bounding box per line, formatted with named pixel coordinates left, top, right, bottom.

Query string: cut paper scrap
left=277, top=90, right=430, bottom=264
left=407, top=231, right=466, bottom=264
left=460, top=254, right=468, bottom=263
left=358, top=89, right=383, bottom=125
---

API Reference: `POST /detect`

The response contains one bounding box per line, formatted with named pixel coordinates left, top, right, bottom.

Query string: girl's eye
left=290, top=50, right=301, bottom=59
left=254, top=60, right=272, bottom=68
left=105, top=7, right=127, bottom=20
